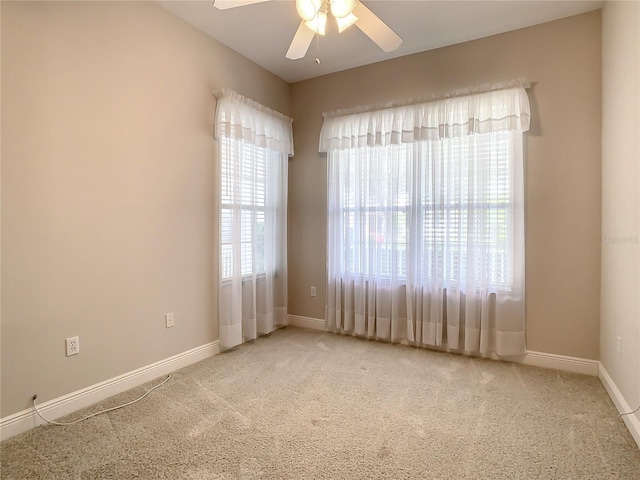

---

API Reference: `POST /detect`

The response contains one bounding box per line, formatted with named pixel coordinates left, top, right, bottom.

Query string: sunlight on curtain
left=320, top=87, right=529, bottom=356
left=215, top=90, right=292, bottom=351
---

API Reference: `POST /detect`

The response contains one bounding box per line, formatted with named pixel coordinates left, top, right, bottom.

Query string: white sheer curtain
left=321, top=87, right=529, bottom=356
left=215, top=90, right=292, bottom=351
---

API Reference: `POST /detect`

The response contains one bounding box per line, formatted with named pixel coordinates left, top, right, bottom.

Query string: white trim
left=599, top=364, right=640, bottom=449
left=0, top=341, right=219, bottom=441
left=516, top=350, right=599, bottom=376
left=288, top=315, right=326, bottom=331
left=287, top=315, right=599, bottom=376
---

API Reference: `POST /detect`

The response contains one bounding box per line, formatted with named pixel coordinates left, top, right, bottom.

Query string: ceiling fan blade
left=353, top=3, right=402, bottom=52
left=213, top=0, right=271, bottom=10
left=286, top=21, right=316, bottom=60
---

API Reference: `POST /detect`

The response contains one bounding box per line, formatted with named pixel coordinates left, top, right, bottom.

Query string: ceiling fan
left=213, top=0, right=403, bottom=60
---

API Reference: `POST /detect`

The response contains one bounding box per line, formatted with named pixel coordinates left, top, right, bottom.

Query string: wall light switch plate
left=165, top=313, right=175, bottom=328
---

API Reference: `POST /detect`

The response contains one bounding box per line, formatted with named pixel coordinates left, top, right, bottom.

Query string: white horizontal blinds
left=331, top=133, right=514, bottom=290
left=337, top=144, right=410, bottom=279
left=416, top=131, right=513, bottom=291
left=220, top=137, right=267, bottom=279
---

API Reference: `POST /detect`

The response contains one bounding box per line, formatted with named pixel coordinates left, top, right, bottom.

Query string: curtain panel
left=215, top=90, right=292, bottom=351
left=321, top=87, right=530, bottom=357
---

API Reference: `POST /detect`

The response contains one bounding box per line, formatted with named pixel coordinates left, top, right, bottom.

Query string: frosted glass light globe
left=296, top=0, right=322, bottom=21
left=330, top=0, right=355, bottom=19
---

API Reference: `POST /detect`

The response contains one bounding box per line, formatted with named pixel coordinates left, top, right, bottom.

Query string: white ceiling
left=157, top=0, right=603, bottom=83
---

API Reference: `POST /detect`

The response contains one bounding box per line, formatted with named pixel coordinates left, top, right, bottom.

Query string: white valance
left=319, top=87, right=530, bottom=152
left=215, top=89, right=294, bottom=156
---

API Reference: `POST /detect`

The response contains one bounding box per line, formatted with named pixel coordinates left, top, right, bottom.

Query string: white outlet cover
left=165, top=313, right=175, bottom=328
left=66, top=336, right=80, bottom=356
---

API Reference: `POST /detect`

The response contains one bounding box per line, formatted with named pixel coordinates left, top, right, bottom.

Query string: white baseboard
left=287, top=315, right=599, bottom=376
left=288, top=315, right=326, bottom=331
left=518, top=350, right=599, bottom=376
left=0, top=341, right=219, bottom=442
left=598, top=364, right=640, bottom=449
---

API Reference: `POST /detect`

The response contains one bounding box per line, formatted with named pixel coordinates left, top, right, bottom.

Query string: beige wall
left=601, top=1, right=640, bottom=419
left=1, top=1, right=290, bottom=418
left=289, top=12, right=602, bottom=360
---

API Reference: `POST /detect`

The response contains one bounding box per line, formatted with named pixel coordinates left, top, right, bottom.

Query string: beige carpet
left=2, top=326, right=639, bottom=479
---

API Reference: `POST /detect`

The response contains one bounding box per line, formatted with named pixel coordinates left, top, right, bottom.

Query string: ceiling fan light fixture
left=305, top=9, right=327, bottom=35
left=330, top=0, right=356, bottom=19
left=336, top=12, right=358, bottom=33
left=296, top=0, right=322, bottom=22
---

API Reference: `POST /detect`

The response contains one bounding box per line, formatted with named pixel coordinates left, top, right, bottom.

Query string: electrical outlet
left=310, top=286, right=317, bottom=297
left=66, top=336, right=80, bottom=356
left=616, top=336, right=622, bottom=356
left=165, top=313, right=175, bottom=328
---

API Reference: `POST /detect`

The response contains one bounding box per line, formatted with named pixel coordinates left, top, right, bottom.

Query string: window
left=322, top=87, right=529, bottom=356
left=220, top=138, right=274, bottom=279
left=330, top=131, right=518, bottom=291
left=215, top=89, right=291, bottom=350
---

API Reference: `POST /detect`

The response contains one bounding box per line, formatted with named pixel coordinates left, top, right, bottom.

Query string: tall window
left=321, top=87, right=529, bottom=356
left=220, top=139, right=275, bottom=279
left=215, top=90, right=292, bottom=351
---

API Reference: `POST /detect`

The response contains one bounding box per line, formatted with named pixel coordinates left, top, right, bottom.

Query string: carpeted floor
left=2, top=326, right=640, bottom=479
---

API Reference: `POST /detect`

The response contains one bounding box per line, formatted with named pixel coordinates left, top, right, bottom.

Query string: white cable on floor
left=32, top=374, right=171, bottom=426
left=616, top=403, right=640, bottom=448
left=618, top=404, right=640, bottom=420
